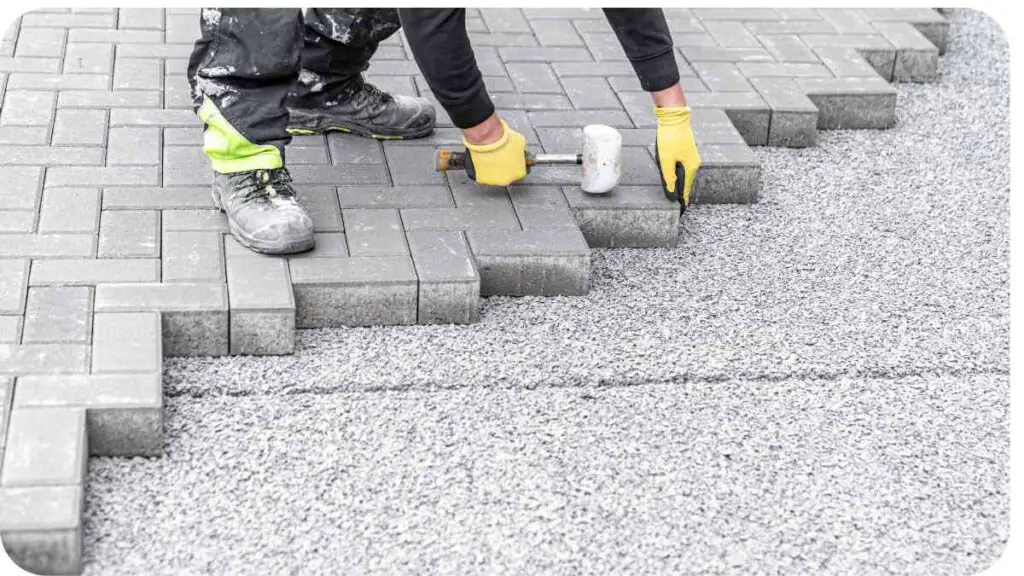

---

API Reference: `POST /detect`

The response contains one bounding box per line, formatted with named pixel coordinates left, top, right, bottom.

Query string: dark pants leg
left=293, top=8, right=403, bottom=107
left=188, top=8, right=303, bottom=169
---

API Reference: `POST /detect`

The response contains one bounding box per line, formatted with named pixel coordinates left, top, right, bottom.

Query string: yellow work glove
left=654, top=106, right=702, bottom=208
left=463, top=120, right=528, bottom=187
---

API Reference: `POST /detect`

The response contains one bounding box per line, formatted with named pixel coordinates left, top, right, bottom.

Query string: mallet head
left=580, top=124, right=622, bottom=194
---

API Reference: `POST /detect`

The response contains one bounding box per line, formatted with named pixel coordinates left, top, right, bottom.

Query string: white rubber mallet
left=436, top=124, right=623, bottom=194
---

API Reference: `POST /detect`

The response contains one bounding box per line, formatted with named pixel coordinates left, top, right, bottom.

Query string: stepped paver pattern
left=0, top=7, right=949, bottom=574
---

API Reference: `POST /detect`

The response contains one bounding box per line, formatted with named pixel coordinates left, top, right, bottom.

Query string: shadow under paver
left=0, top=7, right=950, bottom=574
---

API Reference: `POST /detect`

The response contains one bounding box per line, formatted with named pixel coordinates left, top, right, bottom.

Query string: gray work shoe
left=287, top=80, right=435, bottom=140
left=212, top=168, right=315, bottom=255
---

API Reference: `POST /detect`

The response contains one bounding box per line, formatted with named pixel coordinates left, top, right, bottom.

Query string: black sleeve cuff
left=629, top=48, right=681, bottom=93
left=444, top=85, right=496, bottom=129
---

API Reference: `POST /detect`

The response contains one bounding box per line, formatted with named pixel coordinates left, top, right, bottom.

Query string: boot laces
left=239, top=168, right=296, bottom=204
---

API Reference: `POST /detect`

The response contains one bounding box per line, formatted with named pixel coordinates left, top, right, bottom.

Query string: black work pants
left=187, top=8, right=402, bottom=157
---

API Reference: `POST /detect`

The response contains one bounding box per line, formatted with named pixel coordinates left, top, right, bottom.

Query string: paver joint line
left=0, top=7, right=950, bottom=574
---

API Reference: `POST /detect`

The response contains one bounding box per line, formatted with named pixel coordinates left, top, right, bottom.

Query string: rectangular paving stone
left=0, top=210, right=35, bottom=233
left=513, top=203, right=579, bottom=230
left=92, top=312, right=162, bottom=374
left=691, top=62, right=753, bottom=93
left=94, top=283, right=229, bottom=357
left=446, top=172, right=514, bottom=208
left=491, top=92, right=573, bottom=111
left=799, top=34, right=896, bottom=80
left=678, top=46, right=774, bottom=63
left=0, top=317, right=22, bottom=343
left=116, top=43, right=195, bottom=59
left=581, top=32, right=628, bottom=61
left=0, top=126, right=51, bottom=146
left=872, top=21, right=939, bottom=82
left=551, top=61, right=635, bottom=77
left=23, top=11, right=116, bottom=28
left=67, top=28, right=162, bottom=43
left=407, top=230, right=480, bottom=325
left=0, top=344, right=91, bottom=375
left=46, top=166, right=160, bottom=188
left=14, top=26, right=65, bottom=58
left=686, top=92, right=771, bottom=147
left=289, top=256, right=418, bottom=328
left=110, top=108, right=198, bottom=127
left=750, top=77, right=820, bottom=148
left=58, top=90, right=163, bottom=108
left=796, top=77, right=897, bottom=130
left=118, top=8, right=165, bottom=30
left=22, top=287, right=93, bottom=344
left=480, top=8, right=531, bottom=33
left=291, top=186, right=342, bottom=232
left=562, top=186, right=679, bottom=248
left=36, top=188, right=101, bottom=233
left=693, top=143, right=762, bottom=204
left=1, top=407, right=87, bottom=486
left=530, top=19, right=583, bottom=46
left=338, top=186, right=454, bottom=209
left=0, top=57, right=61, bottom=74
left=342, top=209, right=409, bottom=256
left=560, top=77, right=622, bottom=109
left=52, top=108, right=107, bottom=145
left=6, top=73, right=109, bottom=90
left=468, top=32, right=538, bottom=47
left=0, top=145, right=104, bottom=166
left=97, top=209, right=160, bottom=258
left=285, top=233, right=349, bottom=260
left=326, top=133, right=383, bottom=164
left=0, top=377, right=9, bottom=447
left=383, top=146, right=445, bottom=185
left=0, top=259, right=29, bottom=314
left=0, top=234, right=95, bottom=259
left=162, top=209, right=227, bottom=232
left=30, top=259, right=161, bottom=286
left=817, top=8, right=877, bottom=35
left=498, top=46, right=592, bottom=62
left=0, top=90, right=55, bottom=126
left=288, top=164, right=389, bottom=186
left=813, top=46, right=882, bottom=78
left=737, top=62, right=834, bottom=79
left=527, top=109, right=633, bottom=129
left=226, top=258, right=295, bottom=355
left=106, top=126, right=161, bottom=165
left=0, top=167, right=42, bottom=210
left=466, top=229, right=590, bottom=296
left=14, top=373, right=162, bottom=457
left=745, top=20, right=837, bottom=35
left=0, top=485, right=84, bottom=576
left=402, top=205, right=520, bottom=231
left=703, top=21, right=762, bottom=49
left=162, top=231, right=225, bottom=283
left=102, top=186, right=212, bottom=209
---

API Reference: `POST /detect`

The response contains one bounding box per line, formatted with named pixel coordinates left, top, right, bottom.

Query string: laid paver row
left=0, top=7, right=950, bottom=574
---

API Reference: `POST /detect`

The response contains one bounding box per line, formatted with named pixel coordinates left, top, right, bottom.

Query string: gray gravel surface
left=83, top=9, right=1009, bottom=575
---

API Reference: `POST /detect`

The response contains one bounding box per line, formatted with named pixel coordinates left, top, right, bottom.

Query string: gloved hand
left=654, top=106, right=702, bottom=208
left=463, top=119, right=528, bottom=186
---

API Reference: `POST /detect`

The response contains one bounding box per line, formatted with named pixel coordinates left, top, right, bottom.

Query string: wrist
left=463, top=113, right=505, bottom=146
left=652, top=83, right=687, bottom=108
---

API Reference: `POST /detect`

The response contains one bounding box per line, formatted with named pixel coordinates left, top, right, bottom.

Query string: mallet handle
left=436, top=150, right=581, bottom=172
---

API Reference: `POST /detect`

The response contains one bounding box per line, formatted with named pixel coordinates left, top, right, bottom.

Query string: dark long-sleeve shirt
left=398, top=8, right=679, bottom=128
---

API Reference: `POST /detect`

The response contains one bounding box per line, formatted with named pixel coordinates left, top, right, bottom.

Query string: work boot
left=212, top=167, right=315, bottom=255
left=287, top=79, right=435, bottom=140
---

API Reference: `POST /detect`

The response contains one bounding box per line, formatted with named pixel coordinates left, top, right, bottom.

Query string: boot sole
left=212, top=185, right=316, bottom=256
left=286, top=121, right=434, bottom=141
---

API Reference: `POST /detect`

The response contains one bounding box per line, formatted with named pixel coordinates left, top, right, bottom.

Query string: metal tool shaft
left=436, top=150, right=581, bottom=172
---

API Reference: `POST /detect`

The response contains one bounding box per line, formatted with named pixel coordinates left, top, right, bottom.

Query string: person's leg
left=286, top=8, right=435, bottom=139
left=188, top=8, right=314, bottom=255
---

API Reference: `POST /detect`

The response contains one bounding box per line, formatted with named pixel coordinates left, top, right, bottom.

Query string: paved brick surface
left=0, top=7, right=948, bottom=573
